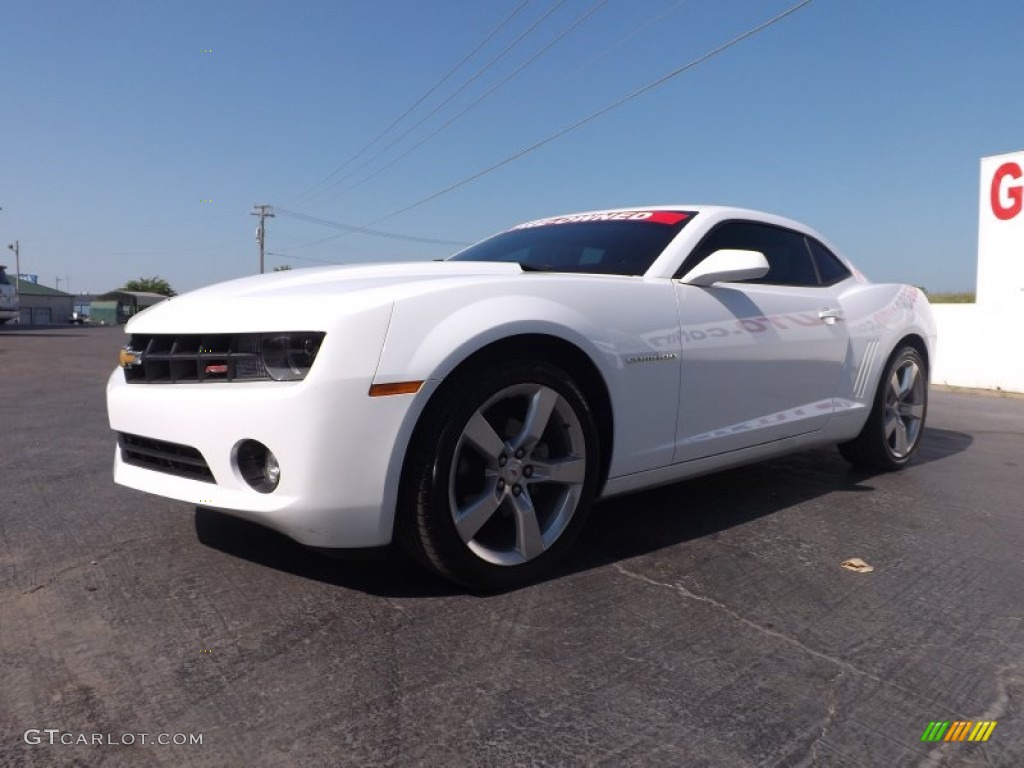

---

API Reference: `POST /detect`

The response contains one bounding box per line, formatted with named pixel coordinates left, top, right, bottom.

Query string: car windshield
left=449, top=211, right=695, bottom=276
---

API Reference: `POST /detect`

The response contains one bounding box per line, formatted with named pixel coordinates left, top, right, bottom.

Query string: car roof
left=524, top=204, right=803, bottom=225
left=524, top=205, right=852, bottom=279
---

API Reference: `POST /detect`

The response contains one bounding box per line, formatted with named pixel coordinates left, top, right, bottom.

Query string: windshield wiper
left=517, top=263, right=560, bottom=272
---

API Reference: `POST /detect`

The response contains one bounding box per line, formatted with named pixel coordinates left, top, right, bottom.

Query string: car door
left=671, top=221, right=850, bottom=463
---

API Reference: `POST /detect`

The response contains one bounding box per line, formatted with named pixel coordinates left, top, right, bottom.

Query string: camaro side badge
left=625, top=353, right=678, bottom=365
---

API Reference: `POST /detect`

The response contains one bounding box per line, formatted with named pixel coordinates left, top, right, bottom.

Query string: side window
left=808, top=238, right=852, bottom=285
left=738, top=226, right=819, bottom=286
left=677, top=221, right=820, bottom=287
left=676, top=222, right=752, bottom=277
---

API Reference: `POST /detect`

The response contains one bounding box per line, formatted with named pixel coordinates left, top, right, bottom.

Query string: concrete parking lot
left=1, top=326, right=1022, bottom=767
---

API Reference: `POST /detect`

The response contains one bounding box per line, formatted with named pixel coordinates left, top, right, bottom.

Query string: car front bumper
left=106, top=367, right=431, bottom=548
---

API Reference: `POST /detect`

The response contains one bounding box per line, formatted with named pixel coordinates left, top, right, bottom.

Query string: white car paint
left=107, top=205, right=936, bottom=552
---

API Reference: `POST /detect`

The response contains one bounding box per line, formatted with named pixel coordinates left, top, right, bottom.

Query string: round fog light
left=264, top=452, right=281, bottom=487
left=236, top=440, right=281, bottom=493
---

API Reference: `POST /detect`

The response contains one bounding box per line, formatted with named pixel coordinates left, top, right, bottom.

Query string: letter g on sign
left=991, top=162, right=1023, bottom=220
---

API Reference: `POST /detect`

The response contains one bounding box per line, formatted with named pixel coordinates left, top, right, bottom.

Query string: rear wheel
left=839, top=345, right=927, bottom=471
left=397, top=360, right=599, bottom=591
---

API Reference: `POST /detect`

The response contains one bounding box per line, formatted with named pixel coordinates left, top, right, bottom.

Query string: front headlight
left=260, top=332, right=325, bottom=381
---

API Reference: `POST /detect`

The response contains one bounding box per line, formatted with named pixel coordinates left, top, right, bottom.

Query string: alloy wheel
left=884, top=358, right=925, bottom=459
left=447, top=383, right=587, bottom=566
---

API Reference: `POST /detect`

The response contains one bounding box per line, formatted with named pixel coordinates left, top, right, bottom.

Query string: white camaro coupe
left=107, top=206, right=936, bottom=589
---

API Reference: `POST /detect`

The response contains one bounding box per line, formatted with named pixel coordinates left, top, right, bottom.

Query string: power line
left=70, top=239, right=244, bottom=257
left=540, top=0, right=691, bottom=92
left=272, top=231, right=355, bottom=253
left=304, top=0, right=569, bottom=204
left=274, top=207, right=472, bottom=246
left=289, top=0, right=533, bottom=206
left=373, top=0, right=815, bottom=224
left=344, top=0, right=608, bottom=194
left=23, top=213, right=241, bottom=248
left=265, top=250, right=344, bottom=266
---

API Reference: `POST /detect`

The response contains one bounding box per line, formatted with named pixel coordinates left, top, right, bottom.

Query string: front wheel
left=839, top=345, right=927, bottom=471
left=397, top=360, right=600, bottom=591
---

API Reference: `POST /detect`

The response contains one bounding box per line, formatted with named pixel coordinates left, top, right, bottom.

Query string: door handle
left=818, top=308, right=844, bottom=325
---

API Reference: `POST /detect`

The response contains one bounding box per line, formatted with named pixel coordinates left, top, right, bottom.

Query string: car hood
left=125, top=261, right=526, bottom=333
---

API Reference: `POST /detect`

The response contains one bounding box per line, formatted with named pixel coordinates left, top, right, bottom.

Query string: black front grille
left=124, top=334, right=267, bottom=383
left=119, top=433, right=215, bottom=483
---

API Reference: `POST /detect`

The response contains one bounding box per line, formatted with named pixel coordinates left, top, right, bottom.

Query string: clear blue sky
left=2, top=0, right=1022, bottom=294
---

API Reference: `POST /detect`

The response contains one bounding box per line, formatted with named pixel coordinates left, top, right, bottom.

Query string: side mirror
left=679, top=249, right=769, bottom=286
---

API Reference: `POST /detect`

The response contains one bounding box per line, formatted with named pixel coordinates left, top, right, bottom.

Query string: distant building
left=74, top=293, right=102, bottom=320
left=16, top=278, right=73, bottom=325
left=90, top=290, right=169, bottom=325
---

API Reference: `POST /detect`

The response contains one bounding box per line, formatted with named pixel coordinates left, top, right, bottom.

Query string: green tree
left=273, top=265, right=292, bottom=271
left=122, top=276, right=177, bottom=296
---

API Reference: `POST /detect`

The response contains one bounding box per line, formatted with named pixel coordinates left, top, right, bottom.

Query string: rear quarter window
left=808, top=239, right=852, bottom=285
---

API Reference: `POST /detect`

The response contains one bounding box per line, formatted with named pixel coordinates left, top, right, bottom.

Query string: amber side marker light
left=368, top=381, right=424, bottom=397
left=119, top=348, right=140, bottom=367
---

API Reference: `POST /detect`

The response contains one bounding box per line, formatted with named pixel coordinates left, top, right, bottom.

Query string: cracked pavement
left=1, top=327, right=1022, bottom=767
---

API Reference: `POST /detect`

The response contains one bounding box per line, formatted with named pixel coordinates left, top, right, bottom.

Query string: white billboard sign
left=978, top=151, right=1024, bottom=306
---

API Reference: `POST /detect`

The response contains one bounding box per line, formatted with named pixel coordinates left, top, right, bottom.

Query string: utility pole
left=251, top=204, right=275, bottom=274
left=6, top=240, right=19, bottom=300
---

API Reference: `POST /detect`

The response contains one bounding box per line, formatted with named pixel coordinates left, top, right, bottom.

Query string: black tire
left=397, top=360, right=600, bottom=591
left=838, top=345, right=927, bottom=471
